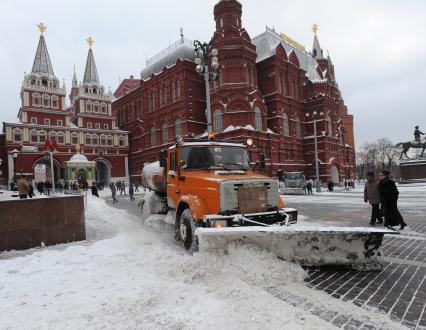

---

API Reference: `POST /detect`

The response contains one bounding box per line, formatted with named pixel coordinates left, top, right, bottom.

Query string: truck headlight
left=210, top=220, right=228, bottom=228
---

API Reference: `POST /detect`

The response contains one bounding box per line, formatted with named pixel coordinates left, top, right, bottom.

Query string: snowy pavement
left=0, top=190, right=408, bottom=330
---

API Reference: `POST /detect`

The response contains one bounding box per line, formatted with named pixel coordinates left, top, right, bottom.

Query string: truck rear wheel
left=179, top=208, right=198, bottom=252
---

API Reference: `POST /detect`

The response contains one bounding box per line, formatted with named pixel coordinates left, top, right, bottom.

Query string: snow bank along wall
left=0, top=195, right=86, bottom=251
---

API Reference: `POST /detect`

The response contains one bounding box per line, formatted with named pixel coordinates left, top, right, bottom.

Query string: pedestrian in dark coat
left=111, top=183, right=117, bottom=203
left=129, top=184, right=135, bottom=201
left=364, top=172, right=383, bottom=226
left=378, top=170, right=407, bottom=230
left=91, top=182, right=99, bottom=198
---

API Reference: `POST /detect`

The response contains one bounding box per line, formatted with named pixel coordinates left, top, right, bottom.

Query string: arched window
left=42, top=94, right=50, bottom=107
left=327, top=116, right=333, bottom=137
left=282, top=113, right=289, bottom=136
left=101, top=102, right=107, bottom=114
left=30, top=129, right=38, bottom=143
left=175, top=119, right=182, bottom=137
left=86, top=100, right=92, bottom=112
left=91, top=134, right=99, bottom=146
left=49, top=131, right=57, bottom=141
left=176, top=81, right=181, bottom=99
left=162, top=123, right=168, bottom=144
left=51, top=96, right=59, bottom=108
left=295, top=116, right=302, bottom=138
left=71, top=132, right=78, bottom=145
left=32, top=93, right=41, bottom=107
left=213, top=110, right=222, bottom=133
left=255, top=107, right=262, bottom=131
left=57, top=132, right=65, bottom=144
left=100, top=134, right=107, bottom=146
left=93, top=102, right=100, bottom=114
left=107, top=135, right=113, bottom=146
left=151, top=127, right=156, bottom=147
left=171, top=81, right=176, bottom=101
left=85, top=133, right=92, bottom=145
left=39, top=130, right=46, bottom=143
left=281, top=75, right=286, bottom=95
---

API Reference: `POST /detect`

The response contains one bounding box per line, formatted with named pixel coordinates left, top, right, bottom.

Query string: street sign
left=21, top=146, right=38, bottom=153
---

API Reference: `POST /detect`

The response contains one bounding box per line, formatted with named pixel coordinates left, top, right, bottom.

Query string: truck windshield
left=181, top=146, right=250, bottom=170
left=286, top=173, right=304, bottom=180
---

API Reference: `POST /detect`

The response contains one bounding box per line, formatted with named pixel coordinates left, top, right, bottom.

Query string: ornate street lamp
left=44, top=138, right=58, bottom=195
left=306, top=111, right=323, bottom=192
left=11, top=149, right=19, bottom=191
left=193, top=40, right=219, bottom=133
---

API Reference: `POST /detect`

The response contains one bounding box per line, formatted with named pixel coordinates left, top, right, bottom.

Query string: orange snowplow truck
left=142, top=136, right=298, bottom=251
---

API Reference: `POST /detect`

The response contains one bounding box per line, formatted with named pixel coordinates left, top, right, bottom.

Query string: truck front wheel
left=179, top=208, right=198, bottom=252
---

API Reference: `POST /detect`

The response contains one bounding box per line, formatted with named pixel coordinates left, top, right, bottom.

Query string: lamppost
left=306, top=111, right=323, bottom=192
left=11, top=149, right=19, bottom=191
left=193, top=40, right=219, bottom=133
left=44, top=139, right=57, bottom=195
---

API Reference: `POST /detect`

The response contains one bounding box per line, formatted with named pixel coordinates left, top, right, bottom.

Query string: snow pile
left=0, top=196, right=333, bottom=330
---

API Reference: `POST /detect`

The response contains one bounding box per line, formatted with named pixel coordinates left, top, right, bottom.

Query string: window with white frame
left=49, top=131, right=57, bottom=141
left=100, top=134, right=107, bottom=146
left=150, top=128, right=156, bottom=147
left=44, top=118, right=50, bottom=126
left=13, top=128, right=22, bottom=142
left=32, top=93, right=41, bottom=107
left=93, top=102, right=100, bottom=114
left=95, top=123, right=100, bottom=129
left=91, top=134, right=99, bottom=146
left=87, top=122, right=92, bottom=129
left=119, top=135, right=125, bottom=147
left=162, top=123, right=168, bottom=144
left=57, top=120, right=63, bottom=126
left=51, top=96, right=59, bottom=108
left=283, top=113, right=289, bottom=136
left=175, top=118, right=182, bottom=137
left=85, top=133, right=92, bottom=145
left=39, top=131, right=46, bottom=143
left=255, top=107, right=262, bottom=131
left=295, top=116, right=302, bottom=138
left=42, top=94, right=50, bottom=107
left=213, top=110, right=222, bottom=133
left=107, top=135, right=113, bottom=146
left=71, top=132, right=79, bottom=145
left=57, top=132, right=65, bottom=144
left=31, top=117, right=37, bottom=124
left=103, top=124, right=108, bottom=130
left=30, top=129, right=38, bottom=143
left=86, top=100, right=92, bottom=112
left=101, top=103, right=107, bottom=114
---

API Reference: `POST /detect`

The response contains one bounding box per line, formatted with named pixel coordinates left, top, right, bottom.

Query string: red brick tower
left=211, top=0, right=266, bottom=132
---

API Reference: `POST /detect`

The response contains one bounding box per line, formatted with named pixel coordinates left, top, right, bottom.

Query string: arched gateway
left=330, top=165, right=340, bottom=184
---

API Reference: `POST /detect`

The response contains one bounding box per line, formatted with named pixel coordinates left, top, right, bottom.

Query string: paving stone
left=331, top=313, right=352, bottom=327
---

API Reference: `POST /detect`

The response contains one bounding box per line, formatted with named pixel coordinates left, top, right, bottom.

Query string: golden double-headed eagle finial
left=86, top=37, right=94, bottom=49
left=37, top=23, right=46, bottom=35
left=311, top=23, right=319, bottom=35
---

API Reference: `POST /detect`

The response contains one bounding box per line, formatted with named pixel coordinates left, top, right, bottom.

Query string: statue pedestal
left=400, top=159, right=426, bottom=182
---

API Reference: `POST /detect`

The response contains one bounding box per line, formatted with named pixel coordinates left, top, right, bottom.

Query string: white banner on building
left=34, top=164, right=47, bottom=182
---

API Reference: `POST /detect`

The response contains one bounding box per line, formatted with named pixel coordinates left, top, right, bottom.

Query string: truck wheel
left=179, top=208, right=199, bottom=252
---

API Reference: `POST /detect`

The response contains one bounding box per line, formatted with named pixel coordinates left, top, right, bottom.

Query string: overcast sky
left=1, top=0, right=425, bottom=148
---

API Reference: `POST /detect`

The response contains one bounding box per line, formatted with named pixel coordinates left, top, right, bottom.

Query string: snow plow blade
left=196, top=226, right=398, bottom=271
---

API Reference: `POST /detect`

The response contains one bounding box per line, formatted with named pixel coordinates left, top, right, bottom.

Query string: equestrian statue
left=394, top=126, right=426, bottom=159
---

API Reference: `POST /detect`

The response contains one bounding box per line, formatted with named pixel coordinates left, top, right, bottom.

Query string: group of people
left=364, top=170, right=407, bottom=230
left=344, top=179, right=356, bottom=190
left=109, top=181, right=139, bottom=203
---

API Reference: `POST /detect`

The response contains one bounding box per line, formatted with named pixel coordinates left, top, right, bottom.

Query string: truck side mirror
left=159, top=149, right=168, bottom=168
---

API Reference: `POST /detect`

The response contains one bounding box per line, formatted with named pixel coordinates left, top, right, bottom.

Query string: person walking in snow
left=306, top=178, right=313, bottom=195
left=364, top=172, right=383, bottom=226
left=91, top=181, right=99, bottom=198
left=120, top=181, right=126, bottom=195
left=17, top=175, right=30, bottom=199
left=134, top=183, right=139, bottom=192
left=111, top=183, right=118, bottom=204
left=378, top=170, right=407, bottom=230
left=129, top=183, right=135, bottom=201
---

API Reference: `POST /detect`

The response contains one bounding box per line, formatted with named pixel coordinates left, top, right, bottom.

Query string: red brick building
left=113, top=0, right=356, bottom=184
left=1, top=27, right=129, bottom=187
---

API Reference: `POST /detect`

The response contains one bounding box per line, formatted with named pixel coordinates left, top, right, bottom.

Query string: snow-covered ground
left=0, top=193, right=408, bottom=329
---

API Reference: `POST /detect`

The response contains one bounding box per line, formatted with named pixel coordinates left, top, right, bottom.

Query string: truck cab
left=159, top=139, right=297, bottom=250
